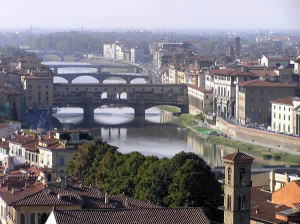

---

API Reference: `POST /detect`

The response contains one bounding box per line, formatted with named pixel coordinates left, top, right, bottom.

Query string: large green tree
left=67, top=141, right=222, bottom=222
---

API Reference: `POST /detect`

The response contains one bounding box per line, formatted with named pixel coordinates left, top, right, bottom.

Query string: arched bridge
left=53, top=83, right=189, bottom=125
left=54, top=72, right=149, bottom=84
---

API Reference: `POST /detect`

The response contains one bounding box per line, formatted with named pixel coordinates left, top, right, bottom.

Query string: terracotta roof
left=250, top=187, right=288, bottom=224
left=250, top=69, right=278, bottom=77
left=51, top=207, right=210, bottom=224
left=271, top=96, right=294, bottom=106
left=188, top=85, right=213, bottom=93
left=210, top=69, right=258, bottom=77
left=0, top=182, right=44, bottom=205
left=237, top=79, right=297, bottom=87
left=12, top=184, right=159, bottom=209
left=223, top=152, right=254, bottom=162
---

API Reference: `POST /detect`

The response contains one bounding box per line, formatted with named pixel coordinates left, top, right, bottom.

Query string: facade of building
left=260, top=55, right=290, bottom=68
left=103, top=41, right=144, bottom=63
left=237, top=80, right=296, bottom=125
left=23, top=75, right=53, bottom=111
left=188, top=85, right=213, bottom=114
left=212, top=68, right=258, bottom=118
left=271, top=96, right=300, bottom=135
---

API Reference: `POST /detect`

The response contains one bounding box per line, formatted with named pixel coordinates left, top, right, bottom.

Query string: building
left=212, top=68, right=258, bottom=118
left=237, top=80, right=297, bottom=125
left=188, top=85, right=213, bottom=114
left=0, top=88, right=23, bottom=121
left=270, top=169, right=300, bottom=192
left=294, top=58, right=300, bottom=75
left=235, top=37, right=241, bottom=58
left=0, top=129, right=92, bottom=174
left=227, top=46, right=235, bottom=58
left=271, top=96, right=300, bottom=135
left=260, top=55, right=290, bottom=68
left=251, top=181, right=300, bottom=223
left=103, top=43, right=116, bottom=59
left=23, top=75, right=53, bottom=112
left=223, top=152, right=254, bottom=224
left=103, top=41, right=144, bottom=63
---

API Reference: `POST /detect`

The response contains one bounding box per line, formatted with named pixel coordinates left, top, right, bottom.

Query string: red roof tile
left=188, top=85, right=213, bottom=93
left=52, top=207, right=210, bottom=224
left=237, top=79, right=297, bottom=87
left=272, top=96, right=294, bottom=106
left=223, top=152, right=254, bottom=162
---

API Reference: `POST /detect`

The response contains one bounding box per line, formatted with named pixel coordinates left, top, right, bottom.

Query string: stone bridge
left=53, top=83, right=189, bottom=125
left=53, top=72, right=149, bottom=84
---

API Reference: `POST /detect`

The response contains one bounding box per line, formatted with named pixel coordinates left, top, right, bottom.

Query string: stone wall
left=216, top=118, right=300, bottom=152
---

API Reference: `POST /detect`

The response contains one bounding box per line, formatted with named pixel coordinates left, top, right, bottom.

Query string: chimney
left=124, top=197, right=128, bottom=208
left=105, top=192, right=109, bottom=204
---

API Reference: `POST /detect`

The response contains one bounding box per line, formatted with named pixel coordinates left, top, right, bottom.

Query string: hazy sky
left=0, top=0, right=299, bottom=30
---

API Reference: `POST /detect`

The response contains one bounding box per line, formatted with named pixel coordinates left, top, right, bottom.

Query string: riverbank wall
left=215, top=118, right=300, bottom=152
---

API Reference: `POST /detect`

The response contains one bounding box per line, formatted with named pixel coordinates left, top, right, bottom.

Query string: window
left=21, top=214, right=25, bottom=224
left=240, top=168, right=246, bottom=184
left=238, top=196, right=242, bottom=210
left=31, top=213, right=35, bottom=224
left=227, top=195, right=232, bottom=210
left=274, top=113, right=276, bottom=118
left=59, top=157, right=65, bottom=166
left=227, top=167, right=232, bottom=185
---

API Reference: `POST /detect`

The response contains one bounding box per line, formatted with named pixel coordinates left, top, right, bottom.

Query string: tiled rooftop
left=52, top=207, right=210, bottom=224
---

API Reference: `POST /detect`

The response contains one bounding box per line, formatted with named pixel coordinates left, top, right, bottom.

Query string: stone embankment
left=215, top=118, right=300, bottom=154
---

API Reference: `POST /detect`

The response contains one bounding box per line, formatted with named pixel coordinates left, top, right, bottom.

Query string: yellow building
left=23, top=75, right=53, bottom=111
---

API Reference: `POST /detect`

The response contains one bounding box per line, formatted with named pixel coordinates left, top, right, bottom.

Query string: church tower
left=223, top=151, right=254, bottom=224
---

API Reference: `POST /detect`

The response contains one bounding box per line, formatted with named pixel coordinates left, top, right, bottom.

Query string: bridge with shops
left=53, top=72, right=149, bottom=84
left=53, top=83, right=189, bottom=125
left=47, top=63, right=142, bottom=74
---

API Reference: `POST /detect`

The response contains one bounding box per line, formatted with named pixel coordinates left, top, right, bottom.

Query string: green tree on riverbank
left=67, top=140, right=223, bottom=222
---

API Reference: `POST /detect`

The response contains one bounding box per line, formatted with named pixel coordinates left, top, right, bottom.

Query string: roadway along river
left=47, top=62, right=284, bottom=168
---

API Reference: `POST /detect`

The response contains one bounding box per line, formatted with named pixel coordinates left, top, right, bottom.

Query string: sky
left=0, top=0, right=299, bottom=30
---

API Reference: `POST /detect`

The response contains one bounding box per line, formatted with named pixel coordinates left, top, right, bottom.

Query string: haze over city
left=0, top=0, right=300, bottom=30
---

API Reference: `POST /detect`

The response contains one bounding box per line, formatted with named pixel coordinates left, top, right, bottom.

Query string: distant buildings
left=235, top=37, right=241, bottom=58
left=103, top=41, right=144, bottom=63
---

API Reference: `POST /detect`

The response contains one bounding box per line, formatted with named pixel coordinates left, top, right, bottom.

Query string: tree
left=166, top=158, right=222, bottom=220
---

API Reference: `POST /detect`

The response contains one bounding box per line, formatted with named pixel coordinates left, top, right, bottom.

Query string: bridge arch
left=102, top=77, right=127, bottom=84
left=72, top=75, right=100, bottom=84
left=130, top=77, right=147, bottom=84
left=53, top=76, right=69, bottom=84
left=145, top=105, right=182, bottom=114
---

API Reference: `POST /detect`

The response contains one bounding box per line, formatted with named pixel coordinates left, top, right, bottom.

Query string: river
left=45, top=62, right=283, bottom=168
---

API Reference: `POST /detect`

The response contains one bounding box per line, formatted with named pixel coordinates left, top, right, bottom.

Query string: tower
left=235, top=37, right=241, bottom=57
left=223, top=151, right=254, bottom=224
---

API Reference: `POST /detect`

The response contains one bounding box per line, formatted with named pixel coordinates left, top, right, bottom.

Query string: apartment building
left=271, top=96, right=300, bottom=134
left=237, top=80, right=297, bottom=125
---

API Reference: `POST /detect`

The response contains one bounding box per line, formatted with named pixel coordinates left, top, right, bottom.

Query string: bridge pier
left=83, top=104, right=95, bottom=125
left=134, top=104, right=146, bottom=117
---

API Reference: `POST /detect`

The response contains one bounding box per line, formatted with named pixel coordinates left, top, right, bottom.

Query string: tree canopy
left=67, top=140, right=222, bottom=222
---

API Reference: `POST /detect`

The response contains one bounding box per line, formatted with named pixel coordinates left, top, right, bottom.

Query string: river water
left=46, top=62, right=280, bottom=168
